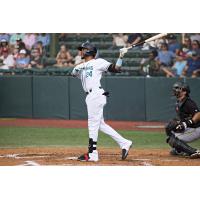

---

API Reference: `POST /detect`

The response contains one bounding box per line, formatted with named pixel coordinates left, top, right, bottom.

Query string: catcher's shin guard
left=166, top=135, right=197, bottom=156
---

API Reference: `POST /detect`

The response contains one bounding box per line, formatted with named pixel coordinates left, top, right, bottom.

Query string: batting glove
left=119, top=47, right=128, bottom=58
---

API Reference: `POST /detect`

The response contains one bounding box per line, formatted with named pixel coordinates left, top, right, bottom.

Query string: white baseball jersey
left=72, top=58, right=111, bottom=92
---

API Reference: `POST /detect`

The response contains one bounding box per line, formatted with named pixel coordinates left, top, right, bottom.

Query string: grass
left=0, top=127, right=200, bottom=149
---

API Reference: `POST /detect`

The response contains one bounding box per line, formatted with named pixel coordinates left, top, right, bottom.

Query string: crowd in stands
left=0, top=33, right=50, bottom=70
left=112, top=33, right=200, bottom=77
left=1, top=33, right=200, bottom=78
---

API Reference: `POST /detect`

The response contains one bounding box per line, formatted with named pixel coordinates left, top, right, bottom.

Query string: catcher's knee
left=165, top=119, right=179, bottom=136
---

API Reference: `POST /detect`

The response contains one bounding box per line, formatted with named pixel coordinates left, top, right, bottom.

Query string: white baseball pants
left=86, top=88, right=129, bottom=149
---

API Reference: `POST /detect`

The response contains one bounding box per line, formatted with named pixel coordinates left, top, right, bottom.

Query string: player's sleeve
left=96, top=58, right=111, bottom=72
left=71, top=63, right=84, bottom=78
left=186, top=100, right=200, bottom=116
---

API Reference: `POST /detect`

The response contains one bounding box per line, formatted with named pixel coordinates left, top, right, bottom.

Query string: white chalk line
left=0, top=154, right=52, bottom=159
left=18, top=161, right=40, bottom=166
left=64, top=156, right=78, bottom=160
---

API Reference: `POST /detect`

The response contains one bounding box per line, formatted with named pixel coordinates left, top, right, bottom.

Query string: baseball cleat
left=190, top=150, right=200, bottom=159
left=77, top=151, right=99, bottom=162
left=122, top=140, right=132, bottom=160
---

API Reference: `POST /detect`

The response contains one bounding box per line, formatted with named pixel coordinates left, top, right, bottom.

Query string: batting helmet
left=172, top=82, right=190, bottom=97
left=78, top=41, right=97, bottom=58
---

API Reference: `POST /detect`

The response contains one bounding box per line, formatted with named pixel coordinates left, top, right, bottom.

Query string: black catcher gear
left=173, top=82, right=190, bottom=98
left=166, top=135, right=197, bottom=156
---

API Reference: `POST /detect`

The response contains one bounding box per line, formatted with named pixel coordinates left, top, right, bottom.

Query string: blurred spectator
left=55, top=44, right=73, bottom=67
left=74, top=50, right=83, bottom=65
left=36, top=34, right=50, bottom=47
left=0, top=33, right=10, bottom=42
left=34, top=41, right=45, bottom=56
left=0, top=48, right=15, bottom=69
left=15, top=49, right=30, bottom=69
left=140, top=50, right=160, bottom=77
left=112, top=33, right=128, bottom=48
left=28, top=48, right=46, bottom=69
left=9, top=33, right=25, bottom=45
left=167, top=34, right=181, bottom=53
left=59, top=33, right=68, bottom=42
left=11, top=44, right=20, bottom=60
left=182, top=36, right=192, bottom=51
left=155, top=43, right=176, bottom=77
left=23, top=33, right=36, bottom=50
left=171, top=51, right=187, bottom=77
left=192, top=68, right=200, bottom=77
left=182, top=51, right=200, bottom=77
left=127, top=33, right=143, bottom=47
left=190, top=40, right=200, bottom=57
left=190, top=33, right=200, bottom=43
left=15, top=38, right=29, bottom=53
left=0, top=39, right=9, bottom=56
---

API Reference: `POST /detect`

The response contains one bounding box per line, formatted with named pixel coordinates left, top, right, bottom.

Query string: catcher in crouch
left=165, top=81, right=200, bottom=158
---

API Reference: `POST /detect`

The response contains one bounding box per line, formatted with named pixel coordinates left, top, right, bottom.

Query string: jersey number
left=86, top=70, right=93, bottom=78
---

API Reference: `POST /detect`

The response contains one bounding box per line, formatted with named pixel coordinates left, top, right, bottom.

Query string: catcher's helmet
left=78, top=41, right=97, bottom=58
left=172, top=82, right=190, bottom=97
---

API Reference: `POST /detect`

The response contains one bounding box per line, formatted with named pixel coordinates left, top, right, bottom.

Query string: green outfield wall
left=0, top=76, right=200, bottom=122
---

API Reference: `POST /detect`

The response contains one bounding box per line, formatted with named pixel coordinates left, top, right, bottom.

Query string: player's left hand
left=119, top=47, right=128, bottom=58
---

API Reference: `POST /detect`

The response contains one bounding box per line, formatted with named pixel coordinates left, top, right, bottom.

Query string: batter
left=71, top=41, right=132, bottom=161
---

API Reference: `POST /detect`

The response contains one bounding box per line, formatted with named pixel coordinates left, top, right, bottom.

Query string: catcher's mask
left=172, top=82, right=190, bottom=98
left=78, top=41, right=97, bottom=59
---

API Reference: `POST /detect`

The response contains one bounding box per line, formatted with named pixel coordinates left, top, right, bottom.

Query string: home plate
left=65, top=157, right=78, bottom=160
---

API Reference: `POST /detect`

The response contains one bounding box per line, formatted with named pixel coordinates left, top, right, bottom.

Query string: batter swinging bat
left=120, top=33, right=168, bottom=55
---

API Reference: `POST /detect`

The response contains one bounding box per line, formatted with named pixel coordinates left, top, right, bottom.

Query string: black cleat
left=122, top=141, right=132, bottom=160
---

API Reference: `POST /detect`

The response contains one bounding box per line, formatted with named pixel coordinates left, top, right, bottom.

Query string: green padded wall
left=186, top=78, right=200, bottom=106
left=145, top=77, right=179, bottom=121
left=32, top=76, right=69, bottom=119
left=104, top=77, right=146, bottom=121
left=1, top=76, right=200, bottom=122
left=0, top=76, right=32, bottom=117
left=69, top=77, right=87, bottom=119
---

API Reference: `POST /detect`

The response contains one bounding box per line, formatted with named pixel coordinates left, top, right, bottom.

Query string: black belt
left=86, top=87, right=102, bottom=95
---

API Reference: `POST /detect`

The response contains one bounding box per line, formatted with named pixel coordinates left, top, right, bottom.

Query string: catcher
left=165, top=81, right=200, bottom=158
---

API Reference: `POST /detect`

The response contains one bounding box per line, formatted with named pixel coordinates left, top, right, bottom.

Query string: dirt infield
left=0, top=147, right=200, bottom=166
left=0, top=118, right=164, bottom=132
left=0, top=118, right=200, bottom=166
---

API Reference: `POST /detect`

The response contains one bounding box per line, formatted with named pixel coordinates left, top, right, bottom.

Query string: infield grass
left=0, top=127, right=200, bottom=149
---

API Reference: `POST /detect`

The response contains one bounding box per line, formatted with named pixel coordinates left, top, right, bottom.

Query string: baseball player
left=165, top=81, right=200, bottom=158
left=71, top=41, right=132, bottom=162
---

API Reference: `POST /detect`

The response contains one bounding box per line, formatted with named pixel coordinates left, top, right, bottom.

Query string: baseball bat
left=126, top=33, right=168, bottom=50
